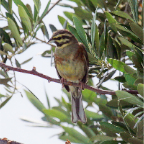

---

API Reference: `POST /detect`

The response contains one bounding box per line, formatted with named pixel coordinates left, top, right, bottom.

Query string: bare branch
left=0, top=62, right=138, bottom=95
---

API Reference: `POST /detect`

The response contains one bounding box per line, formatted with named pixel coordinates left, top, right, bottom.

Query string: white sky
left=0, top=1, right=119, bottom=144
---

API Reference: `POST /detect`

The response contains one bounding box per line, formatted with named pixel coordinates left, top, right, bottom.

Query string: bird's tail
left=70, top=86, right=87, bottom=124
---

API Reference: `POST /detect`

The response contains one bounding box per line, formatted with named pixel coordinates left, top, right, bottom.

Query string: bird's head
left=48, top=30, right=77, bottom=48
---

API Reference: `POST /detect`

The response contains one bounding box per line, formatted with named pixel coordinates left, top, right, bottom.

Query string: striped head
left=48, top=30, right=77, bottom=48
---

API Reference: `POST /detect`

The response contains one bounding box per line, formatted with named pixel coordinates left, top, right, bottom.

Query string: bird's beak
left=47, top=37, right=55, bottom=44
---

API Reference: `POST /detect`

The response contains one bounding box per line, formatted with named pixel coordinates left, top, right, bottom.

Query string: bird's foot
left=79, top=82, right=85, bottom=90
left=60, top=78, right=66, bottom=88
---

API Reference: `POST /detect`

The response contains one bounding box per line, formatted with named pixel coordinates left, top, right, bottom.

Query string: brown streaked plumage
left=48, top=29, right=89, bottom=123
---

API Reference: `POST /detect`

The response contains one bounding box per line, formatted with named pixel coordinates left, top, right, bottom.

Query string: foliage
left=0, top=0, right=144, bottom=144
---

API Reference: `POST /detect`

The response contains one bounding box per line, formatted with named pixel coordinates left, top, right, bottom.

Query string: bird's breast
left=55, top=54, right=85, bottom=82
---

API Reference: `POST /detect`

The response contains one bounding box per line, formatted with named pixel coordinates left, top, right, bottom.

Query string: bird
left=48, top=29, right=89, bottom=123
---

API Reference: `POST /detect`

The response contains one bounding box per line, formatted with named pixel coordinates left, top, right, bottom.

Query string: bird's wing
left=78, top=42, right=89, bottom=83
left=54, top=54, right=70, bottom=92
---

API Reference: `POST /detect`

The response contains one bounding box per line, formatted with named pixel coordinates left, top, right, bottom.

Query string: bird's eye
left=57, top=37, right=61, bottom=40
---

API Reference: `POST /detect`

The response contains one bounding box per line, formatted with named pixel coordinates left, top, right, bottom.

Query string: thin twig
left=0, top=62, right=139, bottom=95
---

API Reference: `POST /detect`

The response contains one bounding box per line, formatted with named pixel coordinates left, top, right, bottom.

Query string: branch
left=0, top=138, right=22, bottom=144
left=0, top=62, right=138, bottom=95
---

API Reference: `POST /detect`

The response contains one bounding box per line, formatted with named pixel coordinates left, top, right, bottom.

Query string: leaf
left=91, top=135, right=113, bottom=141
left=3, top=43, right=14, bottom=53
left=118, top=37, right=135, bottom=50
left=107, top=99, right=133, bottom=109
left=124, top=74, right=136, bottom=86
left=129, top=22, right=143, bottom=41
left=41, top=23, right=49, bottom=39
left=18, top=5, right=32, bottom=32
left=99, top=103, right=113, bottom=118
left=43, top=109, right=70, bottom=122
left=45, top=88, right=51, bottom=109
left=108, top=58, right=127, bottom=73
left=100, top=122, right=125, bottom=133
left=21, top=57, right=33, bottom=65
left=124, top=65, right=136, bottom=75
left=82, top=89, right=97, bottom=102
left=120, top=132, right=131, bottom=142
left=91, top=9, right=97, bottom=49
left=8, top=0, right=12, bottom=14
left=73, top=17, right=89, bottom=50
left=62, top=126, right=90, bottom=143
left=79, top=124, right=96, bottom=138
left=68, top=25, right=83, bottom=44
left=7, top=18, right=23, bottom=46
left=13, top=0, right=33, bottom=20
left=49, top=24, right=57, bottom=32
left=116, top=90, right=143, bottom=108
left=85, top=110, right=104, bottom=119
left=0, top=28, right=12, bottom=45
left=100, top=140, right=126, bottom=144
left=105, top=11, right=117, bottom=32
left=112, top=11, right=134, bottom=21
left=39, top=0, right=51, bottom=22
left=126, top=50, right=134, bottom=61
left=64, top=11, right=74, bottom=21
left=25, top=90, right=46, bottom=112
left=0, top=96, right=12, bottom=109
left=74, top=7, right=92, bottom=20
left=137, top=84, right=144, bottom=97
left=128, top=138, right=143, bottom=144
left=33, top=0, right=41, bottom=12
left=15, top=58, right=21, bottom=68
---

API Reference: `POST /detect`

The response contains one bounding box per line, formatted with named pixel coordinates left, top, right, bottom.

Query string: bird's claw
left=79, top=82, right=85, bottom=90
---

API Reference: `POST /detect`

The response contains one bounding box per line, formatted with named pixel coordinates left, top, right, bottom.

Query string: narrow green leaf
left=129, top=22, right=143, bottom=41
left=112, top=11, right=134, bottom=21
left=73, top=17, right=89, bottom=49
left=25, top=90, right=46, bottom=112
left=21, top=57, right=33, bottom=65
left=33, top=0, right=41, bottom=12
left=85, top=109, right=104, bottom=119
left=68, top=25, right=83, bottom=43
left=18, top=5, right=32, bottom=32
left=124, top=74, right=136, bottom=86
left=41, top=23, right=49, bottom=39
left=7, top=18, right=23, bottom=45
left=13, top=0, right=33, bottom=20
left=3, top=43, right=14, bottom=53
left=137, top=84, right=144, bottom=97
left=15, top=58, right=21, bottom=68
left=100, top=122, right=125, bottom=133
left=8, top=0, right=12, bottom=14
left=91, top=9, right=97, bottom=49
left=74, top=7, right=93, bottom=20
left=108, top=58, right=127, bottom=73
left=118, top=37, right=135, bottom=50
left=128, top=138, right=143, bottom=144
left=62, top=126, right=90, bottom=143
left=116, top=90, right=143, bottom=108
left=80, top=125, right=96, bottom=138
left=49, top=24, right=57, bottom=32
left=105, top=11, right=117, bottom=32
left=39, top=0, right=51, bottom=22
left=43, top=109, right=70, bottom=122
left=45, top=88, right=51, bottom=109
left=91, top=135, right=113, bottom=141
left=0, top=96, right=12, bottom=109
left=126, top=50, right=134, bottom=61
